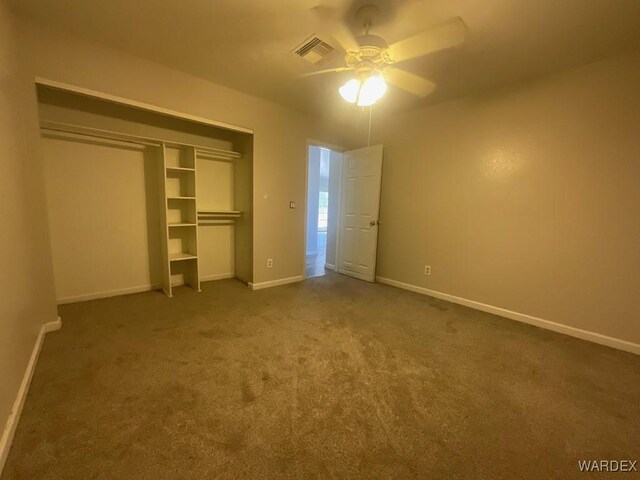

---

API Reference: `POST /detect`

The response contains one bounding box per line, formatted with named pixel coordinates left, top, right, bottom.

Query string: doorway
left=305, top=145, right=342, bottom=278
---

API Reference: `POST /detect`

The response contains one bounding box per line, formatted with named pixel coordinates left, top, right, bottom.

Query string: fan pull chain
left=367, top=104, right=373, bottom=147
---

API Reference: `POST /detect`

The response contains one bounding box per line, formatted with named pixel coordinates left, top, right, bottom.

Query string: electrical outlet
left=267, top=258, right=273, bottom=268
left=424, top=265, right=431, bottom=276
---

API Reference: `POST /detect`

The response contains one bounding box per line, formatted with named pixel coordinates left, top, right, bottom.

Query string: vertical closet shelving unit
left=158, top=144, right=200, bottom=296
left=158, top=142, right=244, bottom=297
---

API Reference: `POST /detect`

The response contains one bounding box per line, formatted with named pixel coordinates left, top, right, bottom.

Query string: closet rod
left=198, top=210, right=242, bottom=216
left=196, top=151, right=240, bottom=162
left=41, top=121, right=163, bottom=147
left=40, top=120, right=243, bottom=158
left=41, top=127, right=160, bottom=148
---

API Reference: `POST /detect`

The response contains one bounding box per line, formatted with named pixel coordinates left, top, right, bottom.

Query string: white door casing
left=337, top=145, right=383, bottom=282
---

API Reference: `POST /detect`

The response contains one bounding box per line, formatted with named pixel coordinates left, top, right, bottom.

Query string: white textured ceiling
left=10, top=0, right=640, bottom=118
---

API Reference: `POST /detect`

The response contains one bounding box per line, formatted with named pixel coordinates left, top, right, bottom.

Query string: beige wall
left=0, top=2, right=57, bottom=468
left=197, top=158, right=235, bottom=281
left=17, top=18, right=355, bottom=285
left=41, top=139, right=163, bottom=302
left=376, top=52, right=640, bottom=345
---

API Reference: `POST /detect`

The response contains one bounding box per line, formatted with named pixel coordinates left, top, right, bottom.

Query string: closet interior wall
left=37, top=86, right=253, bottom=302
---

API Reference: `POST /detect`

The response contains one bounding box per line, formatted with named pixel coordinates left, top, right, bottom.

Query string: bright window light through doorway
left=318, top=191, right=329, bottom=230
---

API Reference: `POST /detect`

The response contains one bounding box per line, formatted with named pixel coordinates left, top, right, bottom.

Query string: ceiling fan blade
left=310, top=6, right=360, bottom=52
left=387, top=17, right=467, bottom=63
left=299, top=67, right=353, bottom=78
left=385, top=68, right=436, bottom=97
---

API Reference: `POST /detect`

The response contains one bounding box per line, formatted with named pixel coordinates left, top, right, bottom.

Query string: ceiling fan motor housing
left=357, top=33, right=388, bottom=50
left=346, top=34, right=392, bottom=74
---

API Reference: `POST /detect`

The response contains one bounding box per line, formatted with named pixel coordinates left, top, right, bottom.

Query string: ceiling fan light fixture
left=338, top=75, right=387, bottom=106
left=357, top=75, right=387, bottom=106
left=339, top=78, right=361, bottom=104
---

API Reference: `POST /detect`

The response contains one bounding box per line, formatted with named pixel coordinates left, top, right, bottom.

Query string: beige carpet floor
left=3, top=273, right=640, bottom=479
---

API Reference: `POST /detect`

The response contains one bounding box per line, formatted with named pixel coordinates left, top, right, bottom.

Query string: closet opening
left=305, top=144, right=343, bottom=278
left=36, top=83, right=253, bottom=303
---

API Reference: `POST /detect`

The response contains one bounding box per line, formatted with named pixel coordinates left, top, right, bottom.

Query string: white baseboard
left=57, top=284, right=161, bottom=304
left=0, top=316, right=62, bottom=474
left=58, top=275, right=237, bottom=303
left=249, top=275, right=304, bottom=291
left=200, top=273, right=235, bottom=282
left=43, top=316, right=62, bottom=333
left=324, top=263, right=335, bottom=271
left=376, top=277, right=640, bottom=356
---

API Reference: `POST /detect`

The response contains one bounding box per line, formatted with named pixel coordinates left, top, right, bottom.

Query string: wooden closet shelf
left=168, top=223, right=197, bottom=227
left=169, top=252, right=198, bottom=262
left=166, top=166, right=195, bottom=173
left=167, top=196, right=196, bottom=200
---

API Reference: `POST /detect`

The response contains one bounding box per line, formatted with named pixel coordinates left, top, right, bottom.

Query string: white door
left=337, top=145, right=383, bottom=282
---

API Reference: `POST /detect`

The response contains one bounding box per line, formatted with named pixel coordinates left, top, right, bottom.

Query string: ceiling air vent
left=293, top=35, right=336, bottom=65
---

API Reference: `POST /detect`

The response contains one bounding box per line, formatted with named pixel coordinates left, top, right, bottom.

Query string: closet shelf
left=198, top=210, right=242, bottom=218
left=168, top=196, right=196, bottom=200
left=166, top=166, right=195, bottom=173
left=169, top=252, right=198, bottom=262
left=168, top=223, right=197, bottom=227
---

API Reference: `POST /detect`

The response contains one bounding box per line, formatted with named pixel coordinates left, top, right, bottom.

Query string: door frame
left=303, top=139, right=344, bottom=280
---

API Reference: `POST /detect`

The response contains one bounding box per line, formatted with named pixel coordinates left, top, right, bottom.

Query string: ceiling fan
left=303, top=4, right=467, bottom=106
